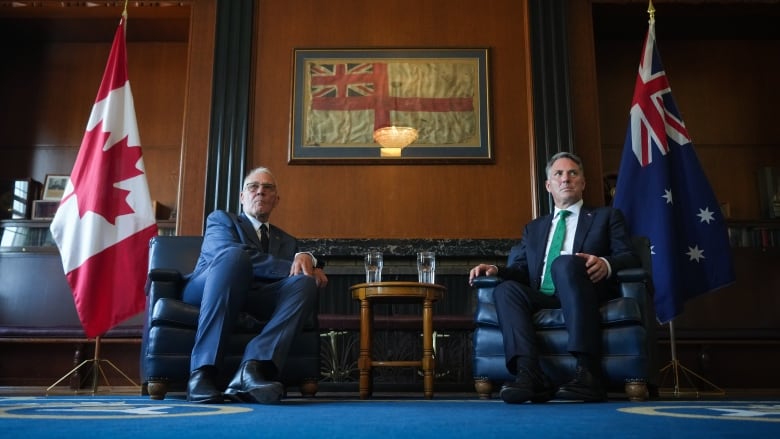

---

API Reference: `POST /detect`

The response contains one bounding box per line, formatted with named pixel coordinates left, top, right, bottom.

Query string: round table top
left=350, top=281, right=445, bottom=301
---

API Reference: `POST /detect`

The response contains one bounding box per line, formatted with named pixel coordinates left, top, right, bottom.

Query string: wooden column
left=204, top=0, right=254, bottom=216
left=528, top=0, right=574, bottom=214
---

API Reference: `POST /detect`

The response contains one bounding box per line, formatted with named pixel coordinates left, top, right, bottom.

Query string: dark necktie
left=540, top=210, right=570, bottom=295
left=259, top=224, right=269, bottom=253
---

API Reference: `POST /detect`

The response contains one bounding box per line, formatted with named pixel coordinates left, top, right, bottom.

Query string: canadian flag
left=50, top=15, right=158, bottom=338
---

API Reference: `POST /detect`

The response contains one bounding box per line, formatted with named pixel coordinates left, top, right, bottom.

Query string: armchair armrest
left=147, top=268, right=186, bottom=304
left=149, top=268, right=184, bottom=283
left=616, top=267, right=655, bottom=328
left=471, top=275, right=502, bottom=289
left=473, top=276, right=502, bottom=326
left=616, top=267, right=650, bottom=283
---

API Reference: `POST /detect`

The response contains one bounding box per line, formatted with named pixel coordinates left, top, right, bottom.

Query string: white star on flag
left=686, top=246, right=705, bottom=262
left=698, top=207, right=715, bottom=224
left=663, top=189, right=673, bottom=204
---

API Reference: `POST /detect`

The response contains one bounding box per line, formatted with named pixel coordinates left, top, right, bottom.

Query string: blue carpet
left=2, top=396, right=779, bottom=438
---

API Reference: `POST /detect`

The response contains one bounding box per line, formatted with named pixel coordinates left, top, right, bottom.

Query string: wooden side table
left=350, top=281, right=445, bottom=399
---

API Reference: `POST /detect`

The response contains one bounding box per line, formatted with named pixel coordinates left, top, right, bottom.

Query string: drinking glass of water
left=417, top=251, right=435, bottom=284
left=364, top=251, right=383, bottom=283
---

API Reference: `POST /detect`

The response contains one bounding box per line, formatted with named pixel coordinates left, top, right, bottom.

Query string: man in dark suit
left=182, top=167, right=327, bottom=404
left=469, top=152, right=639, bottom=404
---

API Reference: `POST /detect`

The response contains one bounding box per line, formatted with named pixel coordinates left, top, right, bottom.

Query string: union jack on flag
left=310, top=63, right=376, bottom=98
left=613, top=17, right=735, bottom=323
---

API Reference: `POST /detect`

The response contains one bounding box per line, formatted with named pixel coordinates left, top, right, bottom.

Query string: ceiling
left=592, top=1, right=780, bottom=40
left=0, top=1, right=191, bottom=43
left=1, top=1, right=777, bottom=43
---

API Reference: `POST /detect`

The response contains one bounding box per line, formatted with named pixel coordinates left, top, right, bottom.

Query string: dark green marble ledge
left=296, top=238, right=517, bottom=258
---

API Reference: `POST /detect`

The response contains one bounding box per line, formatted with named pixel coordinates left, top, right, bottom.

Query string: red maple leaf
left=62, top=120, right=144, bottom=225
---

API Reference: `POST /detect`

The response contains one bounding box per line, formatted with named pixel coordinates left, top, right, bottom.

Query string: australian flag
left=613, top=18, right=735, bottom=323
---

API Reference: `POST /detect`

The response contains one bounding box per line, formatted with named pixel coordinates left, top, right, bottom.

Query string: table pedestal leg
left=422, top=298, right=435, bottom=399
left=358, top=299, right=373, bottom=399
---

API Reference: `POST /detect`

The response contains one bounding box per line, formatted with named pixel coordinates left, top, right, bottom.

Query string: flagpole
left=46, top=336, right=140, bottom=395
left=658, top=320, right=725, bottom=397
left=648, top=0, right=655, bottom=22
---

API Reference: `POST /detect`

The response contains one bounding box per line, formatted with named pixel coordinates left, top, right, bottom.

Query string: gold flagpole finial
left=648, top=0, right=656, bottom=22
left=123, top=0, right=129, bottom=19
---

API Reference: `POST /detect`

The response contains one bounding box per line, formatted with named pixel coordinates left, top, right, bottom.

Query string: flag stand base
left=46, top=336, right=140, bottom=395
left=658, top=320, right=725, bottom=397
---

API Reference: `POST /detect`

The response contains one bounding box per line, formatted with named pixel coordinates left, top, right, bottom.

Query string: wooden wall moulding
left=0, top=1, right=193, bottom=42
left=0, top=1, right=193, bottom=12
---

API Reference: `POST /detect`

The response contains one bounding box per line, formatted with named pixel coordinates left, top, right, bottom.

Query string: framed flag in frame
left=289, top=48, right=492, bottom=164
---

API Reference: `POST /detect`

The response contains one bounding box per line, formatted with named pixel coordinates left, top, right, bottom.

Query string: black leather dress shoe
left=187, top=367, right=223, bottom=404
left=224, top=360, right=284, bottom=404
left=555, top=365, right=608, bottom=402
left=499, top=368, right=555, bottom=404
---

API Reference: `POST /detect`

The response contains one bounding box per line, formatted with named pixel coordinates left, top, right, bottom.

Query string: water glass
left=417, top=251, right=436, bottom=284
left=364, top=251, right=383, bottom=283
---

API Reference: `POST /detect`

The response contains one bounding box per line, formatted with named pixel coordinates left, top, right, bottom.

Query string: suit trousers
left=182, top=246, right=318, bottom=375
left=493, top=254, right=613, bottom=374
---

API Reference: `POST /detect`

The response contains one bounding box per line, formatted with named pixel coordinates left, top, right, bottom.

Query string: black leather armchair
left=472, top=236, right=658, bottom=401
left=140, top=236, right=320, bottom=400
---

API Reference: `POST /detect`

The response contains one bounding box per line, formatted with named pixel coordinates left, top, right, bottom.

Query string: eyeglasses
left=549, top=169, right=581, bottom=180
left=244, top=182, right=277, bottom=193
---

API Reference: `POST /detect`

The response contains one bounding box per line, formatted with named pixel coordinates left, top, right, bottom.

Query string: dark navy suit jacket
left=191, top=210, right=298, bottom=282
left=501, top=206, right=638, bottom=292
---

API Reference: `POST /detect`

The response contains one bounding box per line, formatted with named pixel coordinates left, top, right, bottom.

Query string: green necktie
left=540, top=210, right=570, bottom=295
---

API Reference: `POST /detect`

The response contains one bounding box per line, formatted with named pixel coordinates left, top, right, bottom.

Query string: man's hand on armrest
left=291, top=252, right=328, bottom=288
left=469, top=263, right=499, bottom=285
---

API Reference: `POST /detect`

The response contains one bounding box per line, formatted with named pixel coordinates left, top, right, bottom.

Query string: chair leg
left=474, top=377, right=493, bottom=400
left=147, top=379, right=168, bottom=400
left=300, top=379, right=319, bottom=397
left=624, top=380, right=649, bottom=402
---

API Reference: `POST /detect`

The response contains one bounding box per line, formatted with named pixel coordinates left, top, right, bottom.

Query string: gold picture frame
left=289, top=48, right=492, bottom=164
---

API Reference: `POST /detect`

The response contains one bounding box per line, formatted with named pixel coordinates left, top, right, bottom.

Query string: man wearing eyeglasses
left=182, top=167, right=327, bottom=404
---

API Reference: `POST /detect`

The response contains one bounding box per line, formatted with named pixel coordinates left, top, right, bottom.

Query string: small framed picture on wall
left=42, top=175, right=69, bottom=201
left=32, top=200, right=60, bottom=219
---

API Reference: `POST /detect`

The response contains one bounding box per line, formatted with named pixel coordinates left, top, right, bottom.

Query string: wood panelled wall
left=246, top=0, right=536, bottom=239
left=0, top=3, right=191, bottom=222
left=0, top=40, right=186, bottom=215
left=178, top=0, right=216, bottom=234
left=5, top=0, right=777, bottom=236
left=0, top=0, right=542, bottom=239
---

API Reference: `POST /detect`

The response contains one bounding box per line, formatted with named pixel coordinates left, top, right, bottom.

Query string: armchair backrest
left=625, top=235, right=659, bottom=387
left=631, top=235, right=652, bottom=275
left=148, top=235, right=203, bottom=274
left=617, top=236, right=654, bottom=301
